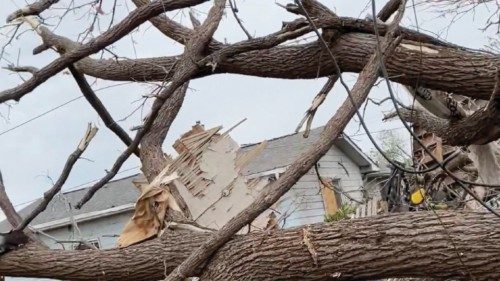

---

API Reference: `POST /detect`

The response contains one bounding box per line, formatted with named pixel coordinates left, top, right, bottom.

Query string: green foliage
left=324, top=204, right=356, bottom=222
left=369, top=130, right=412, bottom=167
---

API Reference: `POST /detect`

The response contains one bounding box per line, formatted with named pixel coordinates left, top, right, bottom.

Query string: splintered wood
left=302, top=227, right=319, bottom=266
left=170, top=125, right=223, bottom=196
left=168, top=124, right=270, bottom=229
left=119, top=123, right=272, bottom=237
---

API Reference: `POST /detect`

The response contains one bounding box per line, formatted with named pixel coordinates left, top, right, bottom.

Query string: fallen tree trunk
left=0, top=211, right=498, bottom=280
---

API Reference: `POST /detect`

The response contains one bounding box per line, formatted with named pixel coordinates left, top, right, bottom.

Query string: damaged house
left=0, top=124, right=385, bottom=256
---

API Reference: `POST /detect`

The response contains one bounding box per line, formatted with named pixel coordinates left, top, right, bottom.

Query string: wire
left=0, top=81, right=134, bottom=138
left=0, top=96, right=83, bottom=137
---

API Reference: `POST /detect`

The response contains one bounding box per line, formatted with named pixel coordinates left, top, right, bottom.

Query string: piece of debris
left=117, top=172, right=181, bottom=247
left=302, top=227, right=319, bottom=266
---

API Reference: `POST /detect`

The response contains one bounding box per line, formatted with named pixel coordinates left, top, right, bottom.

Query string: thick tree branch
left=15, top=124, right=98, bottom=231
left=387, top=104, right=500, bottom=146
left=41, top=33, right=498, bottom=99
left=0, top=212, right=498, bottom=280
left=68, top=66, right=139, bottom=157
left=139, top=83, right=192, bottom=218
left=165, top=2, right=403, bottom=278
left=0, top=0, right=209, bottom=104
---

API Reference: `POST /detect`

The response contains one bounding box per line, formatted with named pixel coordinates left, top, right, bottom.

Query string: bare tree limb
left=139, top=83, right=192, bottom=218
left=130, top=0, right=208, bottom=46
left=377, top=0, right=402, bottom=22
left=68, top=65, right=139, bottom=157
left=0, top=0, right=210, bottom=104
left=228, top=0, right=253, bottom=39
left=15, top=124, right=98, bottom=231
left=0, top=172, right=22, bottom=228
left=34, top=32, right=496, bottom=100
left=0, top=174, right=46, bottom=245
left=6, top=0, right=59, bottom=22
left=2, top=65, right=39, bottom=75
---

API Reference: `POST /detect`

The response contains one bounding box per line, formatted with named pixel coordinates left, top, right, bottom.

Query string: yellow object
left=410, top=188, right=426, bottom=205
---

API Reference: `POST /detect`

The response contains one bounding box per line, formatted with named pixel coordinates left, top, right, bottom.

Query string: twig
left=314, top=164, right=363, bottom=204
left=15, top=124, right=98, bottom=231
left=68, top=65, right=139, bottom=157
left=3, top=65, right=39, bottom=74
left=228, top=0, right=252, bottom=39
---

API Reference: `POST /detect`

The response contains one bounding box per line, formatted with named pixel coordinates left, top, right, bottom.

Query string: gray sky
left=0, top=0, right=496, bottom=210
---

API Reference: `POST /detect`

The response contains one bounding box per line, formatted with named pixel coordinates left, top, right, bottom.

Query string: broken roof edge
left=241, top=127, right=379, bottom=173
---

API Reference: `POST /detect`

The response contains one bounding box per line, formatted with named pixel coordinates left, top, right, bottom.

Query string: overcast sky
left=0, top=0, right=496, bottom=211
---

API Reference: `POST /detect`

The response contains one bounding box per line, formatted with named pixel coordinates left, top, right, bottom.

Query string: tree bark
left=388, top=106, right=500, bottom=146
left=69, top=33, right=498, bottom=99
left=0, top=211, right=498, bottom=280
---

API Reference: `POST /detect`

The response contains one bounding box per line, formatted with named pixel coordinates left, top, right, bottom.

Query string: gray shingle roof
left=0, top=174, right=142, bottom=232
left=239, top=127, right=376, bottom=175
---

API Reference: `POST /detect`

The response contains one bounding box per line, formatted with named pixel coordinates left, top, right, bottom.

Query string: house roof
left=0, top=174, right=142, bottom=232
left=239, top=127, right=377, bottom=176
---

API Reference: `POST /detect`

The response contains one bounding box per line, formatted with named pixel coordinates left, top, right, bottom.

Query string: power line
left=348, top=126, right=405, bottom=137
left=0, top=96, right=83, bottom=137
left=0, top=81, right=133, bottom=137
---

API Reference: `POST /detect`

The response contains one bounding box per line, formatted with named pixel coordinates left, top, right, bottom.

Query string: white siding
left=275, top=146, right=365, bottom=228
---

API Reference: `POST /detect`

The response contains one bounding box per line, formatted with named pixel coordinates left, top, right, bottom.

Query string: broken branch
left=15, top=124, right=98, bottom=231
